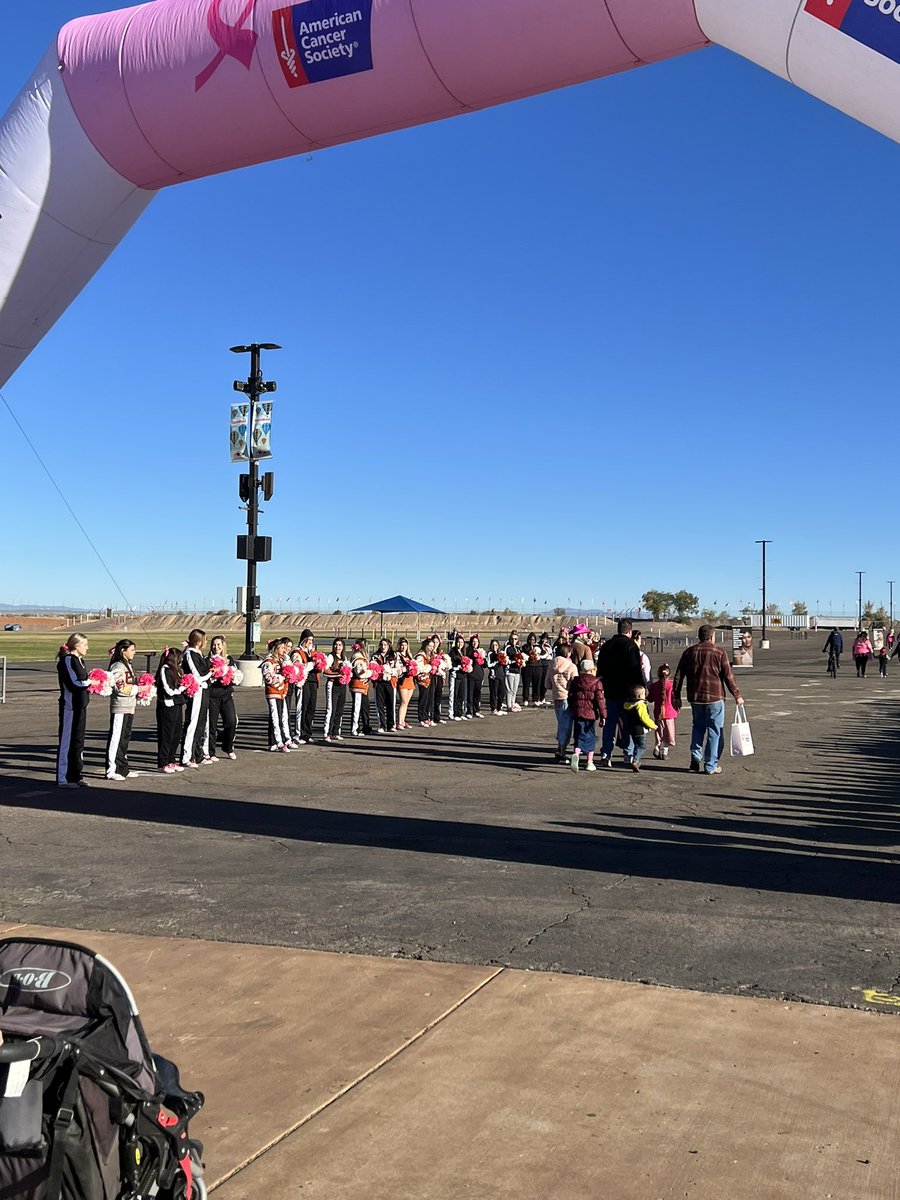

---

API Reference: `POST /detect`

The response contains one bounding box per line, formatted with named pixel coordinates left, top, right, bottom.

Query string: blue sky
left=0, top=4, right=895, bottom=617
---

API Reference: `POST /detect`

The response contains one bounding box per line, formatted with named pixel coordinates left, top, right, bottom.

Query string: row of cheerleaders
left=55, top=625, right=579, bottom=784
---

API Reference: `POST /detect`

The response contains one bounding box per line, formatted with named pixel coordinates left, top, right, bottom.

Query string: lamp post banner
left=251, top=400, right=273, bottom=459
left=230, top=402, right=249, bottom=462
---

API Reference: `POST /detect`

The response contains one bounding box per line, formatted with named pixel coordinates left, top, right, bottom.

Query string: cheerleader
left=466, top=634, right=486, bottom=718
left=415, top=636, right=435, bottom=727
left=447, top=633, right=467, bottom=720
left=487, top=639, right=507, bottom=716
left=262, top=637, right=294, bottom=751
left=537, top=634, right=554, bottom=706
left=155, top=647, right=187, bottom=773
left=295, top=629, right=319, bottom=744
left=106, top=639, right=138, bottom=780
left=208, top=634, right=239, bottom=759
left=395, top=637, right=415, bottom=730
left=181, top=628, right=214, bottom=767
left=323, top=637, right=350, bottom=742
left=56, top=633, right=91, bottom=787
left=350, top=640, right=373, bottom=736
left=504, top=631, right=523, bottom=712
left=521, top=632, right=541, bottom=706
left=430, top=636, right=447, bottom=724
left=373, top=638, right=396, bottom=732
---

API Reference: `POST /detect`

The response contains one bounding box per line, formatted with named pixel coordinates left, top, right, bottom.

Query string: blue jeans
left=690, top=701, right=726, bottom=771
left=573, top=717, right=597, bottom=754
left=631, top=731, right=647, bottom=766
left=555, top=699, right=574, bottom=747
left=600, top=697, right=633, bottom=760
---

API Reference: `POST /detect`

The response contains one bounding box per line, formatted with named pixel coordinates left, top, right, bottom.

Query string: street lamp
left=888, top=580, right=894, bottom=628
left=755, top=540, right=772, bottom=649
left=231, top=342, right=281, bottom=660
left=856, top=570, right=864, bottom=630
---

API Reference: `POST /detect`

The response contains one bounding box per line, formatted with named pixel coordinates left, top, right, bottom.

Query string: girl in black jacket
left=56, top=633, right=91, bottom=787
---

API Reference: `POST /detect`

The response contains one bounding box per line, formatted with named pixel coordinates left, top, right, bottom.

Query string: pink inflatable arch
left=1, top=0, right=898, bottom=385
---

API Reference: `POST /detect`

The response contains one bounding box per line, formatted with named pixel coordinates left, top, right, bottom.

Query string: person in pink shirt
left=648, top=663, right=677, bottom=760
left=852, top=632, right=873, bottom=678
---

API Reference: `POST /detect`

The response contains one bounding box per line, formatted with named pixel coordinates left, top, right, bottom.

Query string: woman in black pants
left=487, top=639, right=506, bottom=716
left=431, top=636, right=446, bottom=724
left=155, top=647, right=187, bottom=773
left=56, top=633, right=91, bottom=787
left=537, top=633, right=554, bottom=706
left=208, top=634, right=239, bottom=758
left=466, top=634, right=486, bottom=718
left=373, top=638, right=396, bottom=732
left=181, top=627, right=212, bottom=766
left=521, top=632, right=541, bottom=706
left=415, top=636, right=435, bottom=727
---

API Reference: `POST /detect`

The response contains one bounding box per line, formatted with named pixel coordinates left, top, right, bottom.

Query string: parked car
left=3, top=624, right=21, bottom=632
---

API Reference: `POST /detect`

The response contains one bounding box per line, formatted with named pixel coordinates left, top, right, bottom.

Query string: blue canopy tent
left=353, top=595, right=446, bottom=635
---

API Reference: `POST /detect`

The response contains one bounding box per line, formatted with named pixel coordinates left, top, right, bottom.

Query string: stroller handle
left=0, top=1036, right=58, bottom=1063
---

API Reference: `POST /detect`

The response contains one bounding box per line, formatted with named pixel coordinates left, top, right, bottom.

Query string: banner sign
left=251, top=401, right=273, bottom=459
left=230, top=403, right=249, bottom=462
left=805, top=0, right=900, bottom=67
left=273, top=0, right=374, bottom=88
left=732, top=626, right=754, bottom=668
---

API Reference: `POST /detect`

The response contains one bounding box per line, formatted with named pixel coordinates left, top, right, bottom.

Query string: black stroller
left=0, top=937, right=205, bottom=1199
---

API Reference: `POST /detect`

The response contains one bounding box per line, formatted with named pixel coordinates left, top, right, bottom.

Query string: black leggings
left=375, top=680, right=395, bottom=730
left=157, top=704, right=183, bottom=768
left=488, top=674, right=504, bottom=713
left=855, top=655, right=868, bottom=677
left=521, top=662, right=541, bottom=702
left=431, top=677, right=444, bottom=723
left=467, top=673, right=483, bottom=716
left=300, top=679, right=318, bottom=740
left=208, top=688, right=237, bottom=753
left=417, top=681, right=434, bottom=723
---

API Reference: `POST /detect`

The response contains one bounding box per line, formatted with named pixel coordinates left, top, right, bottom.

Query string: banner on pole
left=252, top=401, right=273, bottom=459
left=732, top=626, right=754, bottom=668
left=230, top=403, right=249, bottom=462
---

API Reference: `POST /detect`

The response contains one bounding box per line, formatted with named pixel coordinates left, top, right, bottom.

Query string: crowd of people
left=822, top=626, right=900, bottom=678
left=55, top=619, right=745, bottom=787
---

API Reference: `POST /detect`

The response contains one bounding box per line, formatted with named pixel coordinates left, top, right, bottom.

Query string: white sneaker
left=570, top=754, right=580, bottom=773
left=106, top=773, right=128, bottom=781
left=226, top=752, right=237, bottom=760
left=586, top=761, right=597, bottom=772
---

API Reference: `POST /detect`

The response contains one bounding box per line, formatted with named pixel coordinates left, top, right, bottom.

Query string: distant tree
left=765, top=602, right=781, bottom=616
left=791, top=600, right=808, bottom=615
left=553, top=607, right=566, bottom=617
left=642, top=590, right=675, bottom=620
left=872, top=605, right=889, bottom=626
left=672, top=590, right=699, bottom=620
left=862, top=601, right=875, bottom=621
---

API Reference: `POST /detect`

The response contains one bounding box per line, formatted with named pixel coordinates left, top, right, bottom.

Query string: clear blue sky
left=1, top=4, right=895, bottom=617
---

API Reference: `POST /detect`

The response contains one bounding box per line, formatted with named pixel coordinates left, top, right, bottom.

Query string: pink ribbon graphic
left=195, top=0, right=259, bottom=92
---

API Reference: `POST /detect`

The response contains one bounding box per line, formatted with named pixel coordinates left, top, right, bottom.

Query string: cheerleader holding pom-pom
left=155, top=647, right=188, bottom=774
left=373, top=638, right=397, bottom=733
left=208, top=634, right=240, bottom=759
left=105, top=638, right=139, bottom=780
left=415, top=636, right=435, bottom=728
left=262, top=637, right=294, bottom=751
left=323, top=637, right=351, bottom=742
left=56, top=633, right=92, bottom=788
left=487, top=640, right=507, bottom=716
left=180, top=628, right=214, bottom=767
left=395, top=637, right=416, bottom=730
left=466, top=634, right=486, bottom=718
left=350, top=640, right=374, bottom=737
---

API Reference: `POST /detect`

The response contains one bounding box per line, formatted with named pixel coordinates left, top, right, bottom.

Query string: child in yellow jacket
left=622, top=684, right=657, bottom=773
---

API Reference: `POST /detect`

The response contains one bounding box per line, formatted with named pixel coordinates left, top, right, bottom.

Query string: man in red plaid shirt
left=673, top=625, right=743, bottom=775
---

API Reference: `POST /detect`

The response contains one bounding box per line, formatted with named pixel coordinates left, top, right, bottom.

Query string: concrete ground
left=0, top=636, right=897, bottom=1196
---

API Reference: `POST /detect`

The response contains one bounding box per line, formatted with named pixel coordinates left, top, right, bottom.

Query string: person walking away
left=878, top=643, right=889, bottom=677
left=632, top=630, right=651, bottom=686
left=567, top=660, right=606, bottom=772
left=549, top=643, right=577, bottom=763
left=852, top=631, right=873, bottom=677
left=822, top=627, right=843, bottom=670
left=672, top=624, right=744, bottom=775
left=323, top=637, right=350, bottom=741
left=648, top=663, right=677, bottom=759
left=155, top=647, right=187, bottom=773
left=208, top=634, right=239, bottom=758
left=106, top=638, right=138, bottom=780
left=595, top=619, right=643, bottom=767
left=622, top=685, right=658, bottom=773
left=181, top=628, right=214, bottom=767
left=57, top=633, right=91, bottom=788
left=504, top=631, right=524, bottom=712
left=486, top=639, right=507, bottom=715
left=466, top=634, right=486, bottom=718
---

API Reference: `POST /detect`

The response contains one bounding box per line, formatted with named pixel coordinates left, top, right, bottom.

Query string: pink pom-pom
left=368, top=661, right=384, bottom=681
left=460, top=656, right=472, bottom=673
left=221, top=667, right=234, bottom=687
left=209, top=655, right=229, bottom=681
left=430, top=655, right=442, bottom=675
left=138, top=672, right=154, bottom=687
left=282, top=661, right=304, bottom=685
left=407, top=660, right=419, bottom=678
left=312, top=651, right=327, bottom=672
left=87, top=668, right=113, bottom=696
left=338, top=664, right=352, bottom=686
left=474, top=650, right=485, bottom=666
left=182, top=674, right=199, bottom=698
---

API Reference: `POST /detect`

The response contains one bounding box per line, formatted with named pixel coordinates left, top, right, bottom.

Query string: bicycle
left=827, top=650, right=838, bottom=679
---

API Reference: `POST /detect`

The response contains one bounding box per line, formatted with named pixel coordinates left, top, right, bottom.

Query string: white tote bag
left=730, top=703, right=754, bottom=757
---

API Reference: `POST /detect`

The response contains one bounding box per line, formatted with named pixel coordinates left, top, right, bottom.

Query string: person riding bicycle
left=822, top=628, right=843, bottom=670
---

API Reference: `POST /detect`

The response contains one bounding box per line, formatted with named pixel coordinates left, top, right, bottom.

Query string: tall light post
left=231, top=342, right=280, bottom=660
left=857, top=570, right=865, bottom=630
left=755, top=540, right=772, bottom=649
left=888, top=580, right=894, bottom=629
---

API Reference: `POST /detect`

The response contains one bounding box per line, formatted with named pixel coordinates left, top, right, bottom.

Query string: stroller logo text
left=0, top=967, right=72, bottom=992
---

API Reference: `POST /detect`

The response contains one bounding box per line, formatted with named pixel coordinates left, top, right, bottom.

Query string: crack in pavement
left=504, top=879, right=629, bottom=956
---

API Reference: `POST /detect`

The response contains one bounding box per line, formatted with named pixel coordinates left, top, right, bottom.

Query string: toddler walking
left=622, top=684, right=658, bottom=773
left=567, top=660, right=606, bottom=773
left=648, top=663, right=677, bottom=759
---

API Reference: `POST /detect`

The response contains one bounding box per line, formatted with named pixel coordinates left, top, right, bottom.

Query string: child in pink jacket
left=648, top=663, right=677, bottom=760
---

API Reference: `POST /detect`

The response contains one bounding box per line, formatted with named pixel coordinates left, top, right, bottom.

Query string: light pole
left=888, top=580, right=894, bottom=628
left=857, top=570, right=864, bottom=630
left=755, top=540, right=771, bottom=648
left=231, top=342, right=280, bottom=660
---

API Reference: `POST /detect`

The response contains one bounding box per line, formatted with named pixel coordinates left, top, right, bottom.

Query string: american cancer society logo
left=273, top=0, right=373, bottom=87
left=805, top=0, right=900, bottom=66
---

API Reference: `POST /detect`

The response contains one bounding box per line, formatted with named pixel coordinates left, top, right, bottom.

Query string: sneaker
left=377, top=727, right=386, bottom=733
left=662, top=748, right=669, bottom=760
left=704, top=765, right=722, bottom=775
left=653, top=748, right=661, bottom=759
left=57, top=781, right=79, bottom=789
left=106, top=773, right=128, bottom=782
left=475, top=713, right=485, bottom=719
left=126, top=771, right=140, bottom=778
left=323, top=735, right=333, bottom=743
left=226, top=752, right=237, bottom=760
left=202, top=756, right=219, bottom=764
left=335, top=735, right=344, bottom=741
left=186, top=761, right=201, bottom=769
left=570, top=753, right=580, bottom=773
left=351, top=732, right=361, bottom=737
left=269, top=746, right=281, bottom=752
left=279, top=744, right=291, bottom=753
left=162, top=764, right=178, bottom=774
left=689, top=759, right=702, bottom=773
left=173, top=764, right=185, bottom=772
left=632, top=762, right=641, bottom=773
left=586, top=761, right=597, bottom=772
left=512, top=705, right=522, bottom=713
left=599, top=755, right=612, bottom=769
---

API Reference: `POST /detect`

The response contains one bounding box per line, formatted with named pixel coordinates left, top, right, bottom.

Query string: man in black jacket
left=596, top=619, right=643, bottom=767
left=823, top=627, right=843, bottom=669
